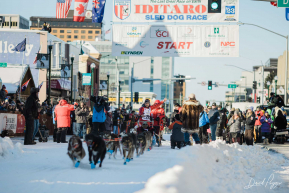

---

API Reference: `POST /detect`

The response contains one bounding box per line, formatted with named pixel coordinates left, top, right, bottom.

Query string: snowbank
left=138, top=140, right=288, bottom=193
left=0, top=137, right=23, bottom=158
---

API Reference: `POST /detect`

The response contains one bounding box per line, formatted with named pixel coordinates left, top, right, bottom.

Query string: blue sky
left=1, top=0, right=289, bottom=105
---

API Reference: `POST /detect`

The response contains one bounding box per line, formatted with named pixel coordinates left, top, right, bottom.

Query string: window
left=74, top=30, right=79, bottom=33
left=67, top=41, right=71, bottom=42
left=125, top=80, right=129, bottom=85
left=88, top=36, right=93, bottom=39
left=95, top=36, right=99, bottom=39
left=95, top=31, right=100, bottom=34
left=10, top=22, right=17, bottom=27
left=53, top=30, right=57, bottom=33
left=81, top=30, right=86, bottom=34
left=119, top=71, right=125, bottom=75
left=88, top=31, right=93, bottom=34
left=60, top=30, right=64, bottom=33
left=4, top=22, right=9, bottom=26
left=60, top=35, right=64, bottom=38
left=81, top=35, right=85, bottom=39
left=67, top=30, right=72, bottom=33
left=74, top=35, right=78, bottom=39
left=67, top=35, right=71, bottom=38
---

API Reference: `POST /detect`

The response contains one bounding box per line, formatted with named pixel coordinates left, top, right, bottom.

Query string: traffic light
left=257, top=97, right=260, bottom=103
left=208, top=81, right=212, bottom=90
left=208, top=0, right=222, bottom=13
left=134, top=92, right=139, bottom=103
left=253, top=81, right=257, bottom=89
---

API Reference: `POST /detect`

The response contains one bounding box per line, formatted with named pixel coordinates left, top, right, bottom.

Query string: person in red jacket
left=151, top=100, right=166, bottom=146
left=54, top=98, right=75, bottom=143
left=254, top=107, right=263, bottom=143
left=139, top=98, right=167, bottom=127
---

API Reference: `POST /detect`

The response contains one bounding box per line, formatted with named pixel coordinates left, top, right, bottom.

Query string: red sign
left=157, top=42, right=193, bottom=49
left=221, top=42, right=235, bottom=47
left=16, top=114, right=25, bottom=133
left=49, top=79, right=71, bottom=91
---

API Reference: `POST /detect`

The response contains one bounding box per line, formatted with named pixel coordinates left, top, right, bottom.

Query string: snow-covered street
left=1, top=135, right=289, bottom=193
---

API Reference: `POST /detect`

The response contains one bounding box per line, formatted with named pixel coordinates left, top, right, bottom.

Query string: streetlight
left=241, top=76, right=247, bottom=101
left=118, top=78, right=121, bottom=109
left=274, top=76, right=278, bottom=96
left=267, top=81, right=271, bottom=99
left=225, top=64, right=257, bottom=103
left=237, top=22, right=288, bottom=105
left=70, top=53, right=75, bottom=103
left=107, top=71, right=110, bottom=99
left=90, top=63, right=96, bottom=97
left=47, top=40, right=53, bottom=105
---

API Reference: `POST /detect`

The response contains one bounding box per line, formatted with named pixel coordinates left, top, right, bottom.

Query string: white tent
left=0, top=65, right=30, bottom=94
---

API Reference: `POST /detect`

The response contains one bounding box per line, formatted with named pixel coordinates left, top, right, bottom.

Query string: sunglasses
left=143, top=124, right=148, bottom=126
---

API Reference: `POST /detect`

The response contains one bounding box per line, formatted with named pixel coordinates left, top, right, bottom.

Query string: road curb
left=262, top=146, right=289, bottom=160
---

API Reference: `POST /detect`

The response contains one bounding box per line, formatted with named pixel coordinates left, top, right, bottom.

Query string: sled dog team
left=67, top=128, right=154, bottom=168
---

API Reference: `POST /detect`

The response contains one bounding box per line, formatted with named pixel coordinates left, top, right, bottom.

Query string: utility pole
left=48, top=45, right=53, bottom=105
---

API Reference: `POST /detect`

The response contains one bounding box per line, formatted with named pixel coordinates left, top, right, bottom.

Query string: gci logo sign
left=221, top=42, right=235, bottom=47
left=156, top=29, right=169, bottom=37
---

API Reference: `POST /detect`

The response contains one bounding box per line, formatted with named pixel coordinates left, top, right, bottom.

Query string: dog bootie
left=91, top=163, right=96, bottom=169
left=75, top=161, right=80, bottom=168
left=126, top=158, right=130, bottom=163
left=124, top=162, right=127, bottom=165
left=147, top=148, right=150, bottom=151
left=108, top=150, right=114, bottom=154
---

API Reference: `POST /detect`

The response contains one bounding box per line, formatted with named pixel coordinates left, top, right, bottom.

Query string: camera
left=90, top=95, right=108, bottom=106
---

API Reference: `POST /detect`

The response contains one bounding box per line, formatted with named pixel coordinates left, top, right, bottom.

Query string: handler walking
left=23, top=87, right=39, bottom=145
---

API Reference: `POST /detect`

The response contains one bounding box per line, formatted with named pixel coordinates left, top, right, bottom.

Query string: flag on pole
left=105, top=29, right=111, bottom=34
left=12, top=38, right=26, bottom=52
left=33, top=47, right=41, bottom=65
left=21, top=78, right=31, bottom=92
left=92, top=0, right=106, bottom=23
left=73, top=0, right=89, bottom=22
left=56, top=0, right=72, bottom=18
left=38, top=82, right=44, bottom=90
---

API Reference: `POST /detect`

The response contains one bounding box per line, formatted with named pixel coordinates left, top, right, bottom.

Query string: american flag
left=105, top=29, right=111, bottom=34
left=56, top=0, right=72, bottom=18
left=21, top=78, right=31, bottom=92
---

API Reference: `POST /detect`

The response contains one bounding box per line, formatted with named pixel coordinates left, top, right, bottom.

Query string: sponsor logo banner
left=112, top=0, right=239, bottom=23
left=112, top=24, right=239, bottom=57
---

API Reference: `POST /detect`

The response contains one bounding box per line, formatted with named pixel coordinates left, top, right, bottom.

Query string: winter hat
left=145, top=99, right=150, bottom=103
left=74, top=102, right=78, bottom=106
left=231, top=108, right=235, bottom=111
left=2, top=85, right=6, bottom=89
left=30, top=87, right=39, bottom=94
left=188, top=93, right=196, bottom=100
left=212, top=102, right=216, bottom=106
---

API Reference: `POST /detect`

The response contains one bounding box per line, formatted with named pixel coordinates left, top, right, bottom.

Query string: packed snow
left=0, top=135, right=288, bottom=193
left=0, top=137, right=23, bottom=158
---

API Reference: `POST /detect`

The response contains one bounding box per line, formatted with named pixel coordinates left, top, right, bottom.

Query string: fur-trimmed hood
left=183, top=100, right=201, bottom=106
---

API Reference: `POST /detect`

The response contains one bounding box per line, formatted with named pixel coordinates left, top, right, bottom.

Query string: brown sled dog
left=67, top=135, right=86, bottom=167
left=103, top=132, right=121, bottom=159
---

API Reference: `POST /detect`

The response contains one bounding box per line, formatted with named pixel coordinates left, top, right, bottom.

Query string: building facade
left=0, top=14, right=29, bottom=29
left=30, top=11, right=102, bottom=42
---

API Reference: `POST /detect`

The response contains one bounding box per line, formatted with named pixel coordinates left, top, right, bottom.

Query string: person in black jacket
left=275, top=95, right=285, bottom=108
left=244, top=107, right=255, bottom=146
left=274, top=110, right=287, bottom=132
left=216, top=108, right=227, bottom=140
left=23, top=87, right=39, bottom=145
left=208, top=103, right=220, bottom=141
